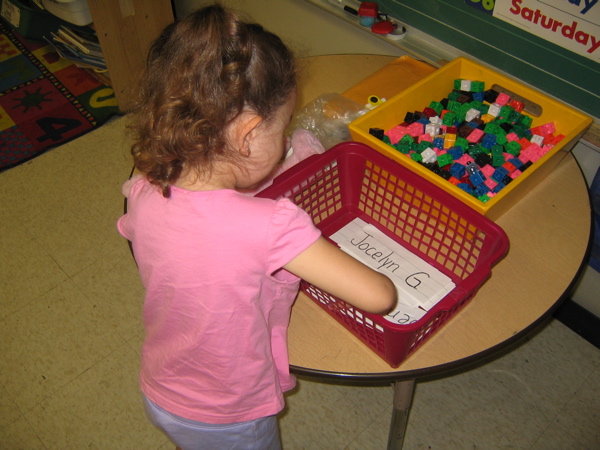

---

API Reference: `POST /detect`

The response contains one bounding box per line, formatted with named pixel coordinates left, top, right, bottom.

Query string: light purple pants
left=143, top=396, right=281, bottom=450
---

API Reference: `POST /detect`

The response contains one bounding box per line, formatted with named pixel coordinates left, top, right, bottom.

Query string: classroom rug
left=0, top=20, right=119, bottom=171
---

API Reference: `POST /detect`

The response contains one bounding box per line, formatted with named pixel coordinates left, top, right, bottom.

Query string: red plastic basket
left=257, top=142, right=509, bottom=367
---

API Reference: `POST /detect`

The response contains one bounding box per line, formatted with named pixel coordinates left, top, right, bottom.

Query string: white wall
left=173, top=0, right=403, bottom=57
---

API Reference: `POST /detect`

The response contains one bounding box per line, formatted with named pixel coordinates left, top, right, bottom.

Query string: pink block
left=510, top=170, right=522, bottom=180
left=484, top=178, right=498, bottom=190
left=385, top=125, right=408, bottom=145
left=541, top=144, right=554, bottom=155
left=481, top=164, right=495, bottom=177
left=407, top=122, right=424, bottom=137
left=418, top=133, right=433, bottom=142
left=527, top=150, right=541, bottom=163
left=466, top=128, right=484, bottom=143
left=530, top=122, right=556, bottom=137
left=506, top=132, right=519, bottom=142
left=496, top=92, right=510, bottom=106
left=542, top=122, right=556, bottom=135
left=456, top=154, right=474, bottom=165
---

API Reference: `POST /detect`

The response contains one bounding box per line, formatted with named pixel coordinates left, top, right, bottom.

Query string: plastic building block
left=509, top=99, right=524, bottom=112
left=505, top=141, right=522, bottom=156
left=470, top=81, right=485, bottom=93
left=429, top=101, right=443, bottom=115
left=449, top=162, right=466, bottom=179
left=437, top=153, right=454, bottom=167
left=358, top=2, right=378, bottom=26
left=466, top=128, right=484, bottom=143
left=457, top=183, right=473, bottom=194
left=447, top=146, right=464, bottom=160
left=421, top=148, right=437, bottom=164
left=410, top=152, right=423, bottom=162
left=495, top=92, right=510, bottom=106
left=483, top=89, right=499, bottom=103
left=374, top=78, right=567, bottom=205
left=492, top=166, right=509, bottom=183
left=488, top=103, right=501, bottom=117
left=475, top=153, right=492, bottom=167
left=369, top=128, right=385, bottom=140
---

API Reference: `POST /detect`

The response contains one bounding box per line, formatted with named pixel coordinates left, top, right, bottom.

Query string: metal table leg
left=387, top=379, right=415, bottom=449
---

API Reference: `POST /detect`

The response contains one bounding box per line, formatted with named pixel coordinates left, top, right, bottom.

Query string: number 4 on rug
left=36, top=117, right=82, bottom=143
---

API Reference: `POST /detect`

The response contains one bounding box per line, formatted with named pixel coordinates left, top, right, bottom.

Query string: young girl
left=117, top=4, right=396, bottom=449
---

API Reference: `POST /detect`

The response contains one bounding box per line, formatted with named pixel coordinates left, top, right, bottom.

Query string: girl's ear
left=231, top=113, right=263, bottom=156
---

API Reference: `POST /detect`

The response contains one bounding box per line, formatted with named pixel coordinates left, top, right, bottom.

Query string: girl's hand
left=284, top=237, right=397, bottom=314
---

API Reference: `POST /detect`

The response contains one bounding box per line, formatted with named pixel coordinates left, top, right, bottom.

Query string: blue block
left=469, top=172, right=485, bottom=187
left=457, top=183, right=473, bottom=194
left=492, top=182, right=506, bottom=193
left=449, top=162, right=466, bottom=179
left=473, top=92, right=485, bottom=102
left=474, top=185, right=490, bottom=197
left=492, top=167, right=509, bottom=183
left=447, top=146, right=464, bottom=160
left=508, top=158, right=524, bottom=169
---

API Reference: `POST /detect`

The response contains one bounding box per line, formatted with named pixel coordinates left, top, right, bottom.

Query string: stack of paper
left=329, top=218, right=455, bottom=324
left=46, top=26, right=107, bottom=71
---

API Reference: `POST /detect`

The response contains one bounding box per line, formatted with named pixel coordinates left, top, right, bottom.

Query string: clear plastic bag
left=290, top=93, right=367, bottom=149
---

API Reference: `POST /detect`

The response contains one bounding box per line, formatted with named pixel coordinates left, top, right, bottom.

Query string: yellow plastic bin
left=349, top=57, right=592, bottom=220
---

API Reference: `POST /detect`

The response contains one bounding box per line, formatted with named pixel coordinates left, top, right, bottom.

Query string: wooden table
left=287, top=55, right=592, bottom=448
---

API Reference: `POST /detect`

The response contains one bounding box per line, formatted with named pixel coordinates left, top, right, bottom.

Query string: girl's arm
left=284, top=237, right=397, bottom=314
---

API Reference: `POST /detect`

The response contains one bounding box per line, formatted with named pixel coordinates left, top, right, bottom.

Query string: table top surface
left=287, top=55, right=592, bottom=381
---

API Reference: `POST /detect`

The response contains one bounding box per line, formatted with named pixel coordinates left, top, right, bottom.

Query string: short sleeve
left=116, top=176, right=145, bottom=241
left=266, top=198, right=321, bottom=275
left=116, top=213, right=132, bottom=241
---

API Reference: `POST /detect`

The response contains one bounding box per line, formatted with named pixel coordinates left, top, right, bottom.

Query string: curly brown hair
left=128, top=3, right=296, bottom=197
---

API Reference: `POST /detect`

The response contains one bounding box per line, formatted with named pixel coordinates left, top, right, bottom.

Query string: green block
left=468, top=145, right=486, bottom=157
left=475, top=103, right=488, bottom=115
left=396, top=144, right=411, bottom=154
left=491, top=145, right=504, bottom=156
left=411, top=152, right=423, bottom=162
left=471, top=80, right=485, bottom=93
left=508, top=110, right=521, bottom=124
left=492, top=154, right=505, bottom=166
left=505, top=141, right=522, bottom=155
left=484, top=123, right=500, bottom=135
left=448, top=100, right=462, bottom=112
left=437, top=153, right=454, bottom=167
left=469, top=100, right=483, bottom=110
left=455, top=137, right=469, bottom=148
left=400, top=134, right=414, bottom=145
left=442, top=112, right=457, bottom=126
left=496, top=134, right=508, bottom=145
left=429, top=101, right=443, bottom=116
left=519, top=115, right=533, bottom=127
left=417, top=141, right=432, bottom=152
left=499, top=105, right=514, bottom=120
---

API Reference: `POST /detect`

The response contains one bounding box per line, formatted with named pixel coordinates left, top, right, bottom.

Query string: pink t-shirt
left=117, top=177, right=321, bottom=424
